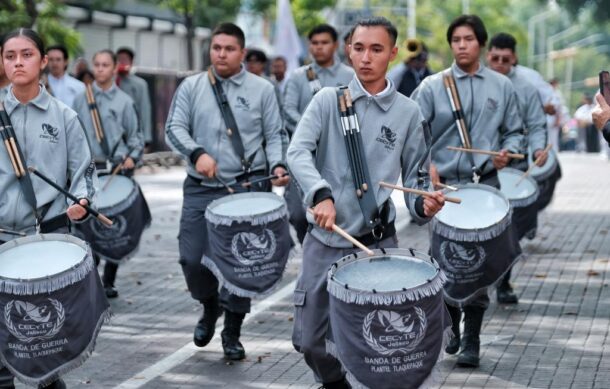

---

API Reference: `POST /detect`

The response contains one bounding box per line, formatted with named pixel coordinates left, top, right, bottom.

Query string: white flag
left=273, top=0, right=303, bottom=76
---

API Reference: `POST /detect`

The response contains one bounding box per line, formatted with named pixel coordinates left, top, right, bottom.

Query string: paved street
left=21, top=153, right=610, bottom=389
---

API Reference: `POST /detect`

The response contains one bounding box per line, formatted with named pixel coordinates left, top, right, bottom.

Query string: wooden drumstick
left=241, top=172, right=290, bottom=188
left=215, top=175, right=235, bottom=194
left=446, top=146, right=525, bottom=160
left=28, top=167, right=113, bottom=227
left=0, top=228, right=26, bottom=237
left=379, top=181, right=462, bottom=204
left=307, top=209, right=374, bottom=256
left=515, top=144, right=553, bottom=186
left=102, top=148, right=136, bottom=191
left=436, top=182, right=458, bottom=191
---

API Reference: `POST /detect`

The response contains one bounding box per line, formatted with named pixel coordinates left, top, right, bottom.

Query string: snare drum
left=498, top=168, right=540, bottom=240
left=431, top=184, right=522, bottom=306
left=204, top=192, right=292, bottom=298
left=529, top=148, right=562, bottom=211
left=76, top=175, right=152, bottom=263
left=326, top=248, right=449, bottom=389
left=0, top=234, right=110, bottom=386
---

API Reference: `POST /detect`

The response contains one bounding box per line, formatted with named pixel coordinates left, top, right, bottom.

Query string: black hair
left=1, top=28, right=45, bottom=56
left=350, top=17, right=398, bottom=46
left=212, top=23, right=245, bottom=48
left=46, top=44, right=68, bottom=60
left=272, top=56, right=286, bottom=64
left=446, top=15, right=488, bottom=47
left=76, top=69, right=94, bottom=83
left=116, top=47, right=135, bottom=61
left=489, top=32, right=517, bottom=52
left=308, top=24, right=338, bottom=42
left=245, top=48, right=267, bottom=63
left=93, top=49, right=117, bottom=65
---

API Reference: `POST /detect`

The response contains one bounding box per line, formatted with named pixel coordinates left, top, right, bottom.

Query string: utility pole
left=408, top=0, right=416, bottom=38
left=462, top=0, right=470, bottom=14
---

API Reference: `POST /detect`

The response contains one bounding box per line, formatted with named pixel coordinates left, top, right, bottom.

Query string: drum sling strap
left=335, top=86, right=386, bottom=235
left=306, top=66, right=323, bottom=96
left=442, top=70, right=482, bottom=183
left=207, top=68, right=258, bottom=176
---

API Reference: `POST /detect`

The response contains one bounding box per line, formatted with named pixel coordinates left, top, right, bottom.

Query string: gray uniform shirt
left=118, top=74, right=153, bottom=143
left=507, top=67, right=547, bottom=153
left=165, top=66, right=284, bottom=187
left=0, top=85, right=95, bottom=235
left=287, top=76, right=430, bottom=248
left=411, top=62, right=524, bottom=184
left=72, top=83, right=143, bottom=164
left=0, top=85, right=8, bottom=101
left=283, top=59, right=354, bottom=132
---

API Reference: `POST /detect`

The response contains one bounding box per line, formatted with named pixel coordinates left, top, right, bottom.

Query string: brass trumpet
left=405, top=38, right=424, bottom=61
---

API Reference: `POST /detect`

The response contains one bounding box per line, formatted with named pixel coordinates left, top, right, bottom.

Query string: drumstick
left=436, top=182, right=458, bottom=191
left=241, top=172, right=290, bottom=188
left=515, top=144, right=553, bottom=186
left=0, top=228, right=26, bottom=237
left=215, top=175, right=235, bottom=194
left=28, top=167, right=113, bottom=227
left=379, top=181, right=462, bottom=204
left=307, top=209, right=374, bottom=256
left=446, top=146, right=525, bottom=160
left=101, top=147, right=136, bottom=191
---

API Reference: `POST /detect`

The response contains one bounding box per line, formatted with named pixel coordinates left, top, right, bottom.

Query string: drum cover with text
left=431, top=184, right=522, bottom=307
left=0, top=234, right=110, bottom=386
left=326, top=248, right=450, bottom=389
left=76, top=175, right=152, bottom=263
left=204, top=193, right=292, bottom=298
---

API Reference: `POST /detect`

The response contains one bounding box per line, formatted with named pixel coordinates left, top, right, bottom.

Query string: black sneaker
left=104, top=286, right=119, bottom=299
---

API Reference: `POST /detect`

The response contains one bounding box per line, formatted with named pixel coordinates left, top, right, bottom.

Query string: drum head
left=435, top=184, right=509, bottom=230
left=97, top=175, right=136, bottom=208
left=0, top=235, right=87, bottom=280
left=207, top=192, right=284, bottom=218
left=333, top=254, right=437, bottom=292
left=528, top=147, right=558, bottom=181
left=498, top=168, right=538, bottom=203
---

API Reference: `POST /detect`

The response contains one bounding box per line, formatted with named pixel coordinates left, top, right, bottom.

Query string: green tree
left=0, top=1, right=81, bottom=56
left=552, top=0, right=610, bottom=22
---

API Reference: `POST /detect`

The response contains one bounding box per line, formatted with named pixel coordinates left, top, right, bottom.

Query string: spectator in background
left=573, top=93, right=598, bottom=153
left=116, top=47, right=153, bottom=147
left=387, top=39, right=432, bottom=97
left=591, top=93, right=610, bottom=155
left=547, top=78, right=570, bottom=151
left=245, top=48, right=268, bottom=76
left=46, top=44, right=85, bottom=107
left=342, top=30, right=352, bottom=66
left=271, top=56, right=288, bottom=93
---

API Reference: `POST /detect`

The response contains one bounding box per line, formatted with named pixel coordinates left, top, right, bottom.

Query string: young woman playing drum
left=0, top=28, right=97, bottom=389
left=72, top=49, right=145, bottom=299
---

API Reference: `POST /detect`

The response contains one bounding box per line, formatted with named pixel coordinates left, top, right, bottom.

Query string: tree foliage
left=552, top=0, right=610, bottom=22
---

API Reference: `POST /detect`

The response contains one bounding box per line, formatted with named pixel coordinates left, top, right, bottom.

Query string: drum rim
left=0, top=234, right=94, bottom=295
left=498, top=167, right=540, bottom=207
left=95, top=175, right=139, bottom=211
left=528, top=147, right=559, bottom=182
left=327, top=248, right=446, bottom=305
left=205, top=192, right=288, bottom=226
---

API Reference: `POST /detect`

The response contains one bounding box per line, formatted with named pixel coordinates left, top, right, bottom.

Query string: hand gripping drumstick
left=241, top=172, right=290, bottom=188
left=307, top=209, right=374, bottom=256
left=28, top=167, right=113, bottom=227
left=446, top=146, right=525, bottom=160
left=101, top=147, right=136, bottom=191
left=379, top=181, right=462, bottom=204
left=515, top=143, right=553, bottom=186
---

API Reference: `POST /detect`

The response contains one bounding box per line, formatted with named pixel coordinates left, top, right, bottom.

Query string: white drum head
left=498, top=168, right=538, bottom=202
left=0, top=235, right=87, bottom=280
left=97, top=175, right=136, bottom=208
left=528, top=147, right=558, bottom=180
left=208, top=192, right=284, bottom=218
left=435, top=185, right=509, bottom=230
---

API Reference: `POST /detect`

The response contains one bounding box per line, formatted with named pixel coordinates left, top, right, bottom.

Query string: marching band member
left=46, top=44, right=85, bottom=108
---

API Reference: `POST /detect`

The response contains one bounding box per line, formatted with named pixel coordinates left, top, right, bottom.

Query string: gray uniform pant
left=292, top=232, right=398, bottom=383
left=179, top=175, right=268, bottom=314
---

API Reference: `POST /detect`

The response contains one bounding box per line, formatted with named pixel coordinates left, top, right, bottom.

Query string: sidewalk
left=21, top=153, right=610, bottom=389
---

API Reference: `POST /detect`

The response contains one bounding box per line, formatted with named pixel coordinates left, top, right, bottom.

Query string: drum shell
left=326, top=249, right=449, bottom=389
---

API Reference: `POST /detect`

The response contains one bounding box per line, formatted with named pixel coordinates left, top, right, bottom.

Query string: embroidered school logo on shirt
left=40, top=123, right=59, bottom=143
left=376, top=126, right=397, bottom=151
left=235, top=96, right=250, bottom=111
left=486, top=98, right=498, bottom=112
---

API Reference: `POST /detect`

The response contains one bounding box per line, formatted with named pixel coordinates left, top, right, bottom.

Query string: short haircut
left=212, top=23, right=245, bottom=48
left=308, top=24, right=338, bottom=42
left=489, top=32, right=517, bottom=52
left=245, top=48, right=267, bottom=63
left=47, top=44, right=69, bottom=60
left=446, top=15, right=488, bottom=47
left=116, top=47, right=135, bottom=61
left=1, top=28, right=45, bottom=56
left=272, top=56, right=286, bottom=64
left=93, top=49, right=117, bottom=65
left=350, top=17, right=398, bottom=46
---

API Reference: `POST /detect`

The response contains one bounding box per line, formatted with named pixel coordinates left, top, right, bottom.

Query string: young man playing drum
left=283, top=24, right=354, bottom=245
left=165, top=23, right=289, bottom=361
left=487, top=32, right=549, bottom=304
left=287, top=17, right=444, bottom=388
left=411, top=15, right=524, bottom=368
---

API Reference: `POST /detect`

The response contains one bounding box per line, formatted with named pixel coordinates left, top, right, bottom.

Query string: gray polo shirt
left=411, top=62, right=524, bottom=184
left=287, top=76, right=430, bottom=248
left=165, top=66, right=284, bottom=187
left=118, top=74, right=153, bottom=143
left=283, top=59, right=354, bottom=132
left=0, top=85, right=95, bottom=235
left=72, top=83, right=143, bottom=164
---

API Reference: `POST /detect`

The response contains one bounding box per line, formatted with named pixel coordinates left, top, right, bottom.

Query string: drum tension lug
left=380, top=248, right=386, bottom=255
left=409, top=248, right=415, bottom=257
left=344, top=284, right=349, bottom=290
left=402, top=288, right=407, bottom=292
left=372, top=289, right=377, bottom=294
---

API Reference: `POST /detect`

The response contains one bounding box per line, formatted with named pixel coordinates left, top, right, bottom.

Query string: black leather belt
left=40, top=213, right=70, bottom=233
